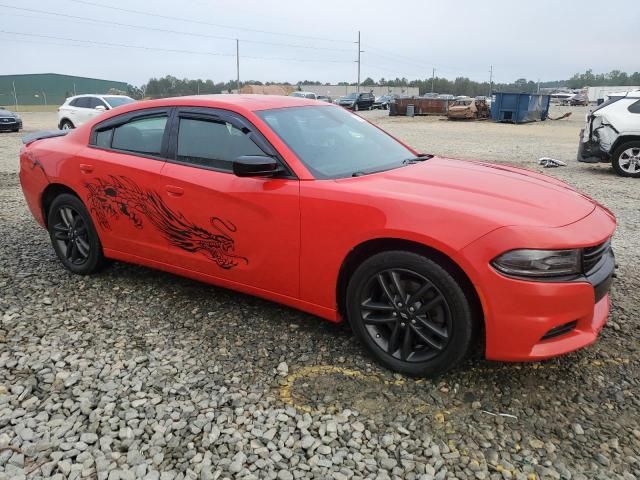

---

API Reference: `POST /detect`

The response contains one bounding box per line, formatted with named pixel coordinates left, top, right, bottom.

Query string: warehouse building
left=0, top=73, right=128, bottom=109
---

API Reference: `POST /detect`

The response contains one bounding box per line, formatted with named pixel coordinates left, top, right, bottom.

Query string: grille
left=583, top=239, right=611, bottom=274
left=0, top=117, right=16, bottom=123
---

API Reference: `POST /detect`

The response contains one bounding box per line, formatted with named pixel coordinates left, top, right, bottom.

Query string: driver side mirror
left=95, top=105, right=106, bottom=111
left=233, top=155, right=282, bottom=178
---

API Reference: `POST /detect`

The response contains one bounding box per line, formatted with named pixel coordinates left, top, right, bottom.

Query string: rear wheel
left=60, top=119, right=74, bottom=130
left=611, top=141, right=640, bottom=177
left=47, top=194, right=104, bottom=274
left=346, top=251, right=474, bottom=377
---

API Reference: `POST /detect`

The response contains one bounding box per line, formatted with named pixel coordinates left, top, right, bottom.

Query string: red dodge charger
left=19, top=95, right=616, bottom=376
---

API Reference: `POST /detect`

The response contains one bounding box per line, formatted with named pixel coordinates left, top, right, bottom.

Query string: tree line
left=123, top=69, right=639, bottom=99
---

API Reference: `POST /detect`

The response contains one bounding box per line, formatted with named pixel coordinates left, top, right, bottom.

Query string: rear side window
left=111, top=116, right=167, bottom=155
left=71, top=97, right=90, bottom=108
left=628, top=99, right=640, bottom=114
left=176, top=117, right=264, bottom=171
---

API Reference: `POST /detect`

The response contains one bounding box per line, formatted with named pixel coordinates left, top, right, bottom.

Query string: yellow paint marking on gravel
left=279, top=358, right=631, bottom=414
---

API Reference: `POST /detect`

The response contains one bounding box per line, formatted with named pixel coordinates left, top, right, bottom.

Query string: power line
left=0, top=30, right=354, bottom=63
left=66, top=0, right=353, bottom=44
left=0, top=4, right=353, bottom=53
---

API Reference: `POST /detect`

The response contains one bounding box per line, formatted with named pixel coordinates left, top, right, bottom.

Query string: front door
left=157, top=107, right=300, bottom=298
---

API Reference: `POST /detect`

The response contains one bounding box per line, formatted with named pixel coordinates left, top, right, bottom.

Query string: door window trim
left=166, top=107, right=297, bottom=179
left=88, top=107, right=173, bottom=162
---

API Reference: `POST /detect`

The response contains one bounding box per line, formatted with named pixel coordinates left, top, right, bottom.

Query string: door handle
left=79, top=164, right=94, bottom=173
left=165, top=185, right=184, bottom=197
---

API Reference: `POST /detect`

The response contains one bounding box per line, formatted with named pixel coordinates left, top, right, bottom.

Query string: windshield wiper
left=352, top=154, right=434, bottom=177
left=402, top=154, right=433, bottom=165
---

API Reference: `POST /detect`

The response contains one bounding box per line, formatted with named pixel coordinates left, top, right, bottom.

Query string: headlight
left=491, top=249, right=581, bottom=278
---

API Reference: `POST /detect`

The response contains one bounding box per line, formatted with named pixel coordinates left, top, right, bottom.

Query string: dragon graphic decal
left=84, top=175, right=248, bottom=270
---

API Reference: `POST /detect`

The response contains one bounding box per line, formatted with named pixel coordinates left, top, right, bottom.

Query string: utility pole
left=236, top=39, right=240, bottom=93
left=42, top=91, right=47, bottom=106
left=431, top=68, right=436, bottom=93
left=355, top=31, right=363, bottom=92
left=12, top=81, right=18, bottom=111
left=488, top=65, right=493, bottom=97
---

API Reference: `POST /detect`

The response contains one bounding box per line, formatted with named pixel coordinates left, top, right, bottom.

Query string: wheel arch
left=610, top=135, right=640, bottom=156
left=58, top=117, right=74, bottom=129
left=41, top=183, right=82, bottom=227
left=336, top=237, right=485, bottom=337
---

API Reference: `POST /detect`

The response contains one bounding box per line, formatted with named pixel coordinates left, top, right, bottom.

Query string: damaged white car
left=578, top=90, right=640, bottom=177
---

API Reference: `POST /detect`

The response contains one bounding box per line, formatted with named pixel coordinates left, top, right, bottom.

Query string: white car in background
left=289, top=91, right=317, bottom=100
left=577, top=90, right=640, bottom=177
left=57, top=94, right=135, bottom=130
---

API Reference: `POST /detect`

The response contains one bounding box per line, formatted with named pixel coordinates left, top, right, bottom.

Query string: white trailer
left=587, top=86, right=640, bottom=103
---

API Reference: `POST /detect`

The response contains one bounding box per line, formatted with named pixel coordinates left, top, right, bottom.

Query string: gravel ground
left=0, top=108, right=638, bottom=480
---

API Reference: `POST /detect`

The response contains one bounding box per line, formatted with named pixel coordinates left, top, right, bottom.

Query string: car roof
left=108, top=94, right=325, bottom=113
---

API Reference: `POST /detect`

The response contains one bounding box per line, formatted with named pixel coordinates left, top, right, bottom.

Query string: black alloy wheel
left=347, top=251, right=474, bottom=377
left=48, top=194, right=104, bottom=274
left=360, top=268, right=452, bottom=362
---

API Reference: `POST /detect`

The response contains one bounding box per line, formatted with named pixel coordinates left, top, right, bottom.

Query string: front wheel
left=611, top=141, right=640, bottom=177
left=47, top=194, right=104, bottom=274
left=354, top=103, right=359, bottom=112
left=60, top=119, right=74, bottom=130
left=346, top=251, right=475, bottom=377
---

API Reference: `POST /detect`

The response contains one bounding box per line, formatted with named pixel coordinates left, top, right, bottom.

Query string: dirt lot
left=0, top=108, right=638, bottom=480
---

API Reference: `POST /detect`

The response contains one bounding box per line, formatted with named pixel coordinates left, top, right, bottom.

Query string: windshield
left=453, top=100, right=472, bottom=106
left=345, top=93, right=358, bottom=99
left=103, top=96, right=135, bottom=108
left=257, top=106, right=417, bottom=179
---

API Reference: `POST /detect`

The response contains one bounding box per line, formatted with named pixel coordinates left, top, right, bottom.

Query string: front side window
left=110, top=116, right=167, bottom=155
left=258, top=105, right=416, bottom=179
left=176, top=117, right=264, bottom=171
left=88, top=97, right=107, bottom=109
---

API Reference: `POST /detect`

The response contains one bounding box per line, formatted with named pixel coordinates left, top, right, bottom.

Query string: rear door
left=68, top=107, right=173, bottom=261
left=73, top=97, right=93, bottom=126
left=157, top=107, right=300, bottom=297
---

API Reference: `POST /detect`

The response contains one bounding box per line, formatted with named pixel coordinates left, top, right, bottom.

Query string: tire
left=354, top=104, right=359, bottom=112
left=47, top=194, right=104, bottom=275
left=346, top=251, right=474, bottom=377
left=60, top=119, right=74, bottom=130
left=611, top=141, right=640, bottom=178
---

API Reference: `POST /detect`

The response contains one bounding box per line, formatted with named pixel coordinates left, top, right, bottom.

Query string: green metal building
left=0, top=73, right=128, bottom=108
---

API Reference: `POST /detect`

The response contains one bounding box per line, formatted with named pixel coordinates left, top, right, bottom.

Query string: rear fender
left=19, top=147, right=51, bottom=227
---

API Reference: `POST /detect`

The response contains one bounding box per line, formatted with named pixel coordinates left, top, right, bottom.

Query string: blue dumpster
left=491, top=93, right=550, bottom=123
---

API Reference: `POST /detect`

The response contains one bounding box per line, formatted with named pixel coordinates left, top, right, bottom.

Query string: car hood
left=0, top=109, right=16, bottom=117
left=341, top=157, right=597, bottom=228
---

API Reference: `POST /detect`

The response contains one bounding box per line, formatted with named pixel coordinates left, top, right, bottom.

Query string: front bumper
left=461, top=206, right=616, bottom=361
left=0, top=118, right=21, bottom=131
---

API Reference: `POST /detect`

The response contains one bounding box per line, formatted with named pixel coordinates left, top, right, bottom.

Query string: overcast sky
left=1, top=0, right=638, bottom=86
